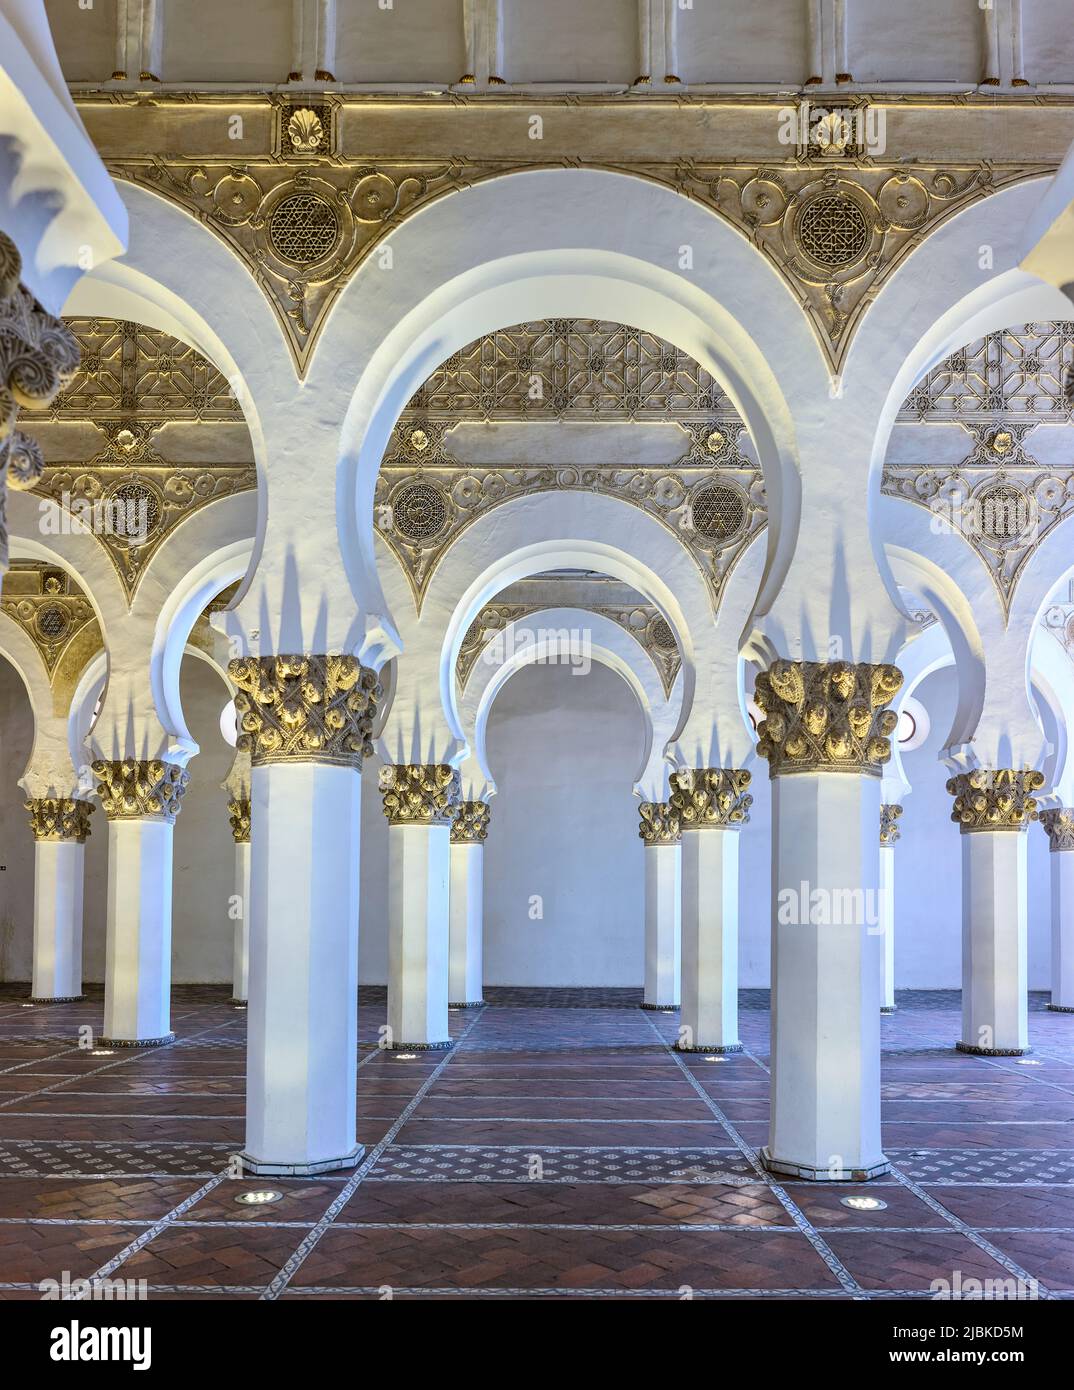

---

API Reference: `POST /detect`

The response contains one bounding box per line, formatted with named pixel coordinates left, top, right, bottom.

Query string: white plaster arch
left=458, top=607, right=678, bottom=803
left=0, top=609, right=77, bottom=798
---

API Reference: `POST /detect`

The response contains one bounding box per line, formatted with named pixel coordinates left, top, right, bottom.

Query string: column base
left=1047, top=1003, right=1074, bottom=1013
left=387, top=1040, right=453, bottom=1051
left=447, top=1001, right=485, bottom=1009
left=97, top=1033, right=175, bottom=1049
left=955, top=1041, right=1032, bottom=1057
left=880, top=1005, right=897, bottom=1015
left=759, top=1147, right=891, bottom=1182
left=674, top=1041, right=743, bottom=1054
left=640, top=1002, right=679, bottom=1011
left=28, top=995, right=86, bottom=1004
left=238, top=1144, right=365, bottom=1177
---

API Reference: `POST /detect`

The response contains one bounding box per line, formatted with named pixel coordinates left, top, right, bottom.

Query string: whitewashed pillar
left=229, top=655, right=380, bottom=1175
left=449, top=800, right=488, bottom=1008
left=879, top=803, right=902, bottom=1013
left=948, top=769, right=1044, bottom=1056
left=638, top=802, right=681, bottom=1010
left=382, top=764, right=460, bottom=1050
left=1041, top=809, right=1074, bottom=1012
left=227, top=797, right=252, bottom=1004
left=93, top=759, right=189, bottom=1047
left=669, top=771, right=752, bottom=1051
left=25, top=798, right=94, bottom=1002
left=756, top=659, right=902, bottom=1182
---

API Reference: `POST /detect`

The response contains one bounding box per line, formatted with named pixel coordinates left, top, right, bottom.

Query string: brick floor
left=0, top=983, right=1071, bottom=1300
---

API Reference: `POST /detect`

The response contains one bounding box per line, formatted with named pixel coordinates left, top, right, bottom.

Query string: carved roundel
left=648, top=615, right=678, bottom=652
left=108, top=481, right=161, bottom=541
left=268, top=193, right=340, bottom=265
left=36, top=603, right=70, bottom=641
left=795, top=193, right=870, bottom=270
left=392, top=481, right=450, bottom=543
left=688, top=481, right=747, bottom=543
left=974, top=481, right=1034, bottom=546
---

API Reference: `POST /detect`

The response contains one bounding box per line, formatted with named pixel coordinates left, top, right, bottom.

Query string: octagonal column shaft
left=26, top=800, right=94, bottom=1002
left=879, top=805, right=902, bottom=1014
left=755, top=659, right=903, bottom=1182
left=93, top=762, right=189, bottom=1046
left=665, top=775, right=751, bottom=1051
left=1042, top=812, right=1074, bottom=1012
left=382, top=765, right=460, bottom=1049
left=449, top=802, right=489, bottom=1008
left=949, top=771, right=1043, bottom=1056
left=227, top=798, right=252, bottom=1005
left=230, top=654, right=381, bottom=1175
left=639, top=803, right=681, bottom=1009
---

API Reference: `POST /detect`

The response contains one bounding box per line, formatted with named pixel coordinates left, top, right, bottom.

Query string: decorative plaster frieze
left=669, top=768, right=752, bottom=828
left=228, top=655, right=381, bottom=769
left=754, top=660, right=903, bottom=778
left=946, top=768, right=1046, bottom=832
left=0, top=562, right=100, bottom=682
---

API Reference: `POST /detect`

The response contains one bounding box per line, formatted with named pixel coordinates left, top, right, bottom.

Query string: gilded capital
left=451, top=800, right=490, bottom=844
left=638, top=801, right=681, bottom=845
left=92, top=759, right=189, bottom=822
left=946, top=768, right=1045, bottom=833
left=669, top=768, right=752, bottom=829
left=228, top=797, right=252, bottom=844
left=880, top=803, right=903, bottom=846
left=1039, top=808, right=1074, bottom=852
left=755, top=660, right=903, bottom=778
left=228, top=654, right=381, bottom=769
left=25, top=797, right=94, bottom=843
left=380, top=764, right=460, bottom=826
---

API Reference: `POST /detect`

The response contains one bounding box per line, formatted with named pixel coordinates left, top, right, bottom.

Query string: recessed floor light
left=19, top=1004, right=33, bottom=1009
left=703, top=1055, right=726, bottom=1063
left=234, top=1189, right=283, bottom=1206
left=661, top=1010, right=675, bottom=1016
left=840, top=1196, right=888, bottom=1211
left=234, top=1004, right=246, bottom=1011
left=89, top=1049, right=114, bottom=1057
left=395, top=1052, right=417, bottom=1060
left=1016, top=1059, right=1041, bottom=1066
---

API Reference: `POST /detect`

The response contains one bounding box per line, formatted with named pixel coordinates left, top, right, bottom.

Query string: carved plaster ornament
left=380, top=764, right=461, bottom=826
left=668, top=768, right=752, bottom=827
left=24, top=797, right=95, bottom=842
left=92, top=759, right=189, bottom=822
left=228, top=655, right=381, bottom=768
left=637, top=801, right=681, bottom=845
left=451, top=799, right=491, bottom=843
left=227, top=798, right=252, bottom=843
left=946, top=769, right=1046, bottom=832
left=879, top=803, right=903, bottom=845
left=1040, top=808, right=1074, bottom=852
left=755, top=660, right=903, bottom=778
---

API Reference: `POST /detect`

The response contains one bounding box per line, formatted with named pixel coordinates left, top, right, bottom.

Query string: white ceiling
left=45, top=0, right=1074, bottom=92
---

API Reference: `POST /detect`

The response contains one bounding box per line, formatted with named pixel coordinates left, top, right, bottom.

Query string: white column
left=666, top=773, right=750, bottom=1051
left=642, top=840, right=681, bottom=1009
left=382, top=765, right=459, bottom=1050
left=232, top=838, right=252, bottom=1004
left=879, top=844, right=896, bottom=1013
left=1041, top=810, right=1074, bottom=1012
left=243, top=761, right=362, bottom=1173
left=448, top=800, right=488, bottom=1007
left=766, top=771, right=885, bottom=1179
left=679, top=828, right=741, bottom=1049
left=102, top=818, right=177, bottom=1045
left=949, top=770, right=1042, bottom=1056
left=30, top=838, right=87, bottom=1002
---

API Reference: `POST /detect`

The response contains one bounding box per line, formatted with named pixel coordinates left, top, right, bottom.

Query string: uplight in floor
left=234, top=1189, right=283, bottom=1206
left=840, top=1196, right=888, bottom=1212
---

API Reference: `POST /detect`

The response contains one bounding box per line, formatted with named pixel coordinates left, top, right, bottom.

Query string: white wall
left=0, top=661, right=35, bottom=981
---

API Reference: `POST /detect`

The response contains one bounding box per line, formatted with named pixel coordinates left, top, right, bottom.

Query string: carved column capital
left=91, top=759, right=189, bottom=823
left=451, top=800, right=490, bottom=843
left=0, top=231, right=81, bottom=569
left=24, top=797, right=94, bottom=843
left=669, top=768, right=752, bottom=829
left=946, top=769, right=1045, bottom=833
left=228, top=797, right=252, bottom=843
left=880, top=803, right=903, bottom=846
left=754, top=660, right=903, bottom=778
left=1039, top=808, right=1074, bottom=852
left=228, top=655, right=381, bottom=769
left=380, top=764, right=460, bottom=826
left=638, top=801, right=681, bottom=845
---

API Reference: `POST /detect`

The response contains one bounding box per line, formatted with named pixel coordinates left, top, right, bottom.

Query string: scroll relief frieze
left=883, top=322, right=1074, bottom=616
left=95, top=96, right=1044, bottom=376
left=18, top=318, right=255, bottom=602
left=0, top=562, right=101, bottom=684
left=376, top=318, right=766, bottom=619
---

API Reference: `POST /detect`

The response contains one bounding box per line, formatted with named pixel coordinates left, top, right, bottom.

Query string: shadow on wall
left=0, top=661, right=34, bottom=981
